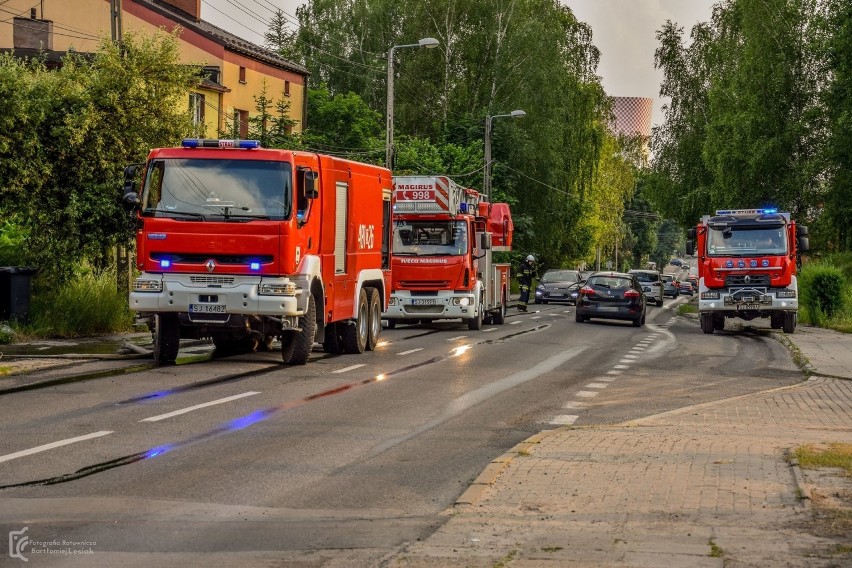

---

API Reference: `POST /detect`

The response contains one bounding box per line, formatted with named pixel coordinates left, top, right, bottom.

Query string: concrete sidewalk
left=390, top=323, right=852, bottom=567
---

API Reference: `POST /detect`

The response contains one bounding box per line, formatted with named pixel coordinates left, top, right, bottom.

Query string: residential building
left=0, top=0, right=308, bottom=137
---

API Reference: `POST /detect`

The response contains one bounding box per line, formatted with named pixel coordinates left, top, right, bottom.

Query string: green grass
left=17, top=270, right=135, bottom=338
left=708, top=538, right=724, bottom=557
left=793, top=443, right=852, bottom=475
left=677, top=303, right=698, bottom=315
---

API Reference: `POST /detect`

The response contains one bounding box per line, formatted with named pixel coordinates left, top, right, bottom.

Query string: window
left=239, top=66, right=246, bottom=83
left=189, top=93, right=205, bottom=126
left=234, top=109, right=248, bottom=138
left=284, top=80, right=290, bottom=96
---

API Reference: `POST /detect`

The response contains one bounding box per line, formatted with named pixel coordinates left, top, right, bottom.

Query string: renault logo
left=205, top=259, right=216, bottom=273
left=744, top=275, right=751, bottom=284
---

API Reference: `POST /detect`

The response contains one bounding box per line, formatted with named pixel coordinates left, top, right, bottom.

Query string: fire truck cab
left=384, top=176, right=513, bottom=330
left=686, top=208, right=809, bottom=334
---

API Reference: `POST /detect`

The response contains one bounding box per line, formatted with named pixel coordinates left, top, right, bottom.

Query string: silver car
left=628, top=269, right=664, bottom=306
left=661, top=273, right=680, bottom=298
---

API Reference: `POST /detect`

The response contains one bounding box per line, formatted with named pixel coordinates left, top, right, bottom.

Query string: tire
left=340, top=288, right=368, bottom=354
left=153, top=313, right=180, bottom=364
left=657, top=297, right=664, bottom=307
left=632, top=316, right=642, bottom=327
left=700, top=312, right=714, bottom=334
left=770, top=314, right=783, bottom=329
left=365, top=287, right=381, bottom=351
left=713, top=315, right=725, bottom=331
left=322, top=321, right=344, bottom=354
left=467, top=297, right=484, bottom=330
left=492, top=295, right=507, bottom=325
left=385, top=319, right=397, bottom=330
left=281, top=295, right=317, bottom=364
left=783, top=312, right=797, bottom=334
left=575, top=311, right=584, bottom=323
left=640, top=312, right=646, bottom=326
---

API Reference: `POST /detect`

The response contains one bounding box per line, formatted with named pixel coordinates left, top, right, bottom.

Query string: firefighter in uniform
left=517, top=254, right=537, bottom=311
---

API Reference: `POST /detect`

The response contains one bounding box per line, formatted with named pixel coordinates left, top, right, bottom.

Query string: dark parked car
left=535, top=269, right=584, bottom=305
left=670, top=258, right=683, bottom=267
left=575, top=271, right=646, bottom=327
left=661, top=273, right=680, bottom=298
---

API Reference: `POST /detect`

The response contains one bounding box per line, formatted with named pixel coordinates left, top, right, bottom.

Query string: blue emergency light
left=159, top=259, right=171, bottom=269
left=181, top=139, right=261, bottom=149
left=459, top=203, right=468, bottom=214
left=249, top=261, right=261, bottom=271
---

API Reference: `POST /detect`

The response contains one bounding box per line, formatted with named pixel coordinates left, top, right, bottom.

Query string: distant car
left=661, top=273, right=680, bottom=298
left=682, top=264, right=690, bottom=271
left=687, top=274, right=699, bottom=287
left=628, top=269, right=664, bottom=307
left=670, top=258, right=683, bottom=267
left=575, top=271, right=646, bottom=327
left=535, top=269, right=584, bottom=305
left=679, top=281, right=695, bottom=296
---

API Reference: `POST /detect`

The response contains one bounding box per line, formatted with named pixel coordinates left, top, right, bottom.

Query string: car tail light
left=624, top=290, right=641, bottom=298
left=580, top=286, right=595, bottom=296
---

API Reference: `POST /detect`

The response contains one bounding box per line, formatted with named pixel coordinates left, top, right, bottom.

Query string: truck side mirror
left=685, top=240, right=695, bottom=256
left=687, top=228, right=696, bottom=240
left=798, top=237, right=809, bottom=252
left=121, top=164, right=143, bottom=211
left=479, top=233, right=492, bottom=250
left=797, top=225, right=809, bottom=237
left=304, top=170, right=319, bottom=199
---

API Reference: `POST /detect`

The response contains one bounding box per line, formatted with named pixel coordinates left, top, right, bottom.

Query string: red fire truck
left=686, top=208, right=809, bottom=334
left=383, top=175, right=513, bottom=329
left=122, top=139, right=393, bottom=364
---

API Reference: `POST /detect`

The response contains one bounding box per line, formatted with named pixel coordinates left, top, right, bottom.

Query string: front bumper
left=698, top=285, right=798, bottom=314
left=383, top=290, right=476, bottom=320
left=130, top=273, right=301, bottom=321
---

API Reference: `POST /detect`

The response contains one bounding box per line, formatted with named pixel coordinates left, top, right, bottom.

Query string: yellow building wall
left=0, top=0, right=304, bottom=136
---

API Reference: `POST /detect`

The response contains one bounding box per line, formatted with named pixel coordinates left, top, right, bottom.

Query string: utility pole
left=110, top=0, right=122, bottom=44
left=111, top=0, right=129, bottom=295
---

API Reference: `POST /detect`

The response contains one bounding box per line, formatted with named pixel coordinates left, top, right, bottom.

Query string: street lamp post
left=386, top=37, right=439, bottom=170
left=484, top=109, right=526, bottom=201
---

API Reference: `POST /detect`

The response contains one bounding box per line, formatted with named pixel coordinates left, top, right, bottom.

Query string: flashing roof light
left=715, top=208, right=780, bottom=216
left=249, top=261, right=261, bottom=271
left=459, top=203, right=468, bottom=214
left=181, top=139, right=261, bottom=149
left=159, top=259, right=171, bottom=269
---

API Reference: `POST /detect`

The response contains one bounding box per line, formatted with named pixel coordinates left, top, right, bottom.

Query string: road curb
left=785, top=449, right=812, bottom=509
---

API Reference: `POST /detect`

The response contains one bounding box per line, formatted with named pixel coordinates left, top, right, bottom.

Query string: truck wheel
left=341, top=289, right=368, bottom=354
left=385, top=319, right=397, bottom=330
left=783, top=312, right=797, bottom=334
left=700, top=312, right=714, bottom=334
left=281, top=295, right=317, bottom=364
left=322, top=321, right=344, bottom=354
left=770, top=314, right=783, bottom=329
left=365, top=287, right=381, bottom=351
left=467, top=298, right=484, bottom=330
left=153, top=313, right=180, bottom=364
left=492, top=296, right=507, bottom=325
left=713, top=315, right=725, bottom=331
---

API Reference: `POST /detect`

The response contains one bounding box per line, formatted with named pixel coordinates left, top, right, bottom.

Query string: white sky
left=202, top=0, right=717, bottom=127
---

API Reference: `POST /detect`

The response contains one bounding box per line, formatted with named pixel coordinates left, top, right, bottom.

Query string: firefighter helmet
left=526, top=255, right=535, bottom=262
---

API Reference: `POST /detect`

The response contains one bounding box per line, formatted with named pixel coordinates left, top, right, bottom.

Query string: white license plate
left=597, top=306, right=618, bottom=312
left=736, top=303, right=759, bottom=311
left=189, top=303, right=226, bottom=313
left=412, top=299, right=437, bottom=305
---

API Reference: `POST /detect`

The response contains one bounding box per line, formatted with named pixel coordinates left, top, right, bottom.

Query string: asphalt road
left=0, top=293, right=803, bottom=566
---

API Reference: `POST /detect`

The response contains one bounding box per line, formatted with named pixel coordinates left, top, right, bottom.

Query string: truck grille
left=726, top=274, right=770, bottom=287
left=151, top=253, right=273, bottom=265
left=399, top=280, right=450, bottom=289
left=190, top=276, right=236, bottom=286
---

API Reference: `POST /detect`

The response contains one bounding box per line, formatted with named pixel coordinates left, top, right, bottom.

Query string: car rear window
left=588, top=276, right=632, bottom=289
left=631, top=272, right=660, bottom=282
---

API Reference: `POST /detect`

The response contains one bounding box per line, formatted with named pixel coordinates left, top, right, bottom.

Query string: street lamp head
left=419, top=37, right=440, bottom=48
left=510, top=109, right=527, bottom=118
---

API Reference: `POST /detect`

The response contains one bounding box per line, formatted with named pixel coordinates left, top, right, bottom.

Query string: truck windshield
left=141, top=158, right=292, bottom=220
left=393, top=220, right=468, bottom=256
left=707, top=226, right=787, bottom=256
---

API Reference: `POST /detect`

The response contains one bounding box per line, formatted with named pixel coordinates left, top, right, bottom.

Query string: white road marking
left=398, top=348, right=424, bottom=356
left=509, top=321, right=522, bottom=325
left=597, top=377, right=617, bottom=382
left=0, top=431, right=113, bottom=464
left=586, top=382, right=609, bottom=389
left=333, top=364, right=365, bottom=374
left=140, top=392, right=260, bottom=422
left=563, top=401, right=588, bottom=409
left=531, top=316, right=541, bottom=320
left=575, top=391, right=599, bottom=398
left=447, top=336, right=467, bottom=341
left=622, top=355, right=638, bottom=360
left=614, top=364, right=630, bottom=369
left=606, top=370, right=622, bottom=375
left=551, top=415, right=579, bottom=425
left=483, top=328, right=498, bottom=332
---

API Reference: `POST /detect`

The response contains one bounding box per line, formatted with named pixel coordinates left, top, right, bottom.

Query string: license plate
left=412, top=299, right=437, bottom=305
left=597, top=306, right=618, bottom=312
left=643, top=287, right=651, bottom=292
left=736, top=303, right=759, bottom=311
left=189, top=303, right=226, bottom=313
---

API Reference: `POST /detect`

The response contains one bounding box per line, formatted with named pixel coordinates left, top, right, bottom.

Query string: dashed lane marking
left=550, top=415, right=579, bottom=425
left=575, top=391, right=599, bottom=398
left=0, top=431, right=114, bottom=464
left=398, top=348, right=424, bottom=356
left=140, top=391, right=260, bottom=422
left=333, top=364, right=365, bottom=374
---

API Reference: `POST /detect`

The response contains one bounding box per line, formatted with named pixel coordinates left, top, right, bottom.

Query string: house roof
left=133, top=0, right=309, bottom=76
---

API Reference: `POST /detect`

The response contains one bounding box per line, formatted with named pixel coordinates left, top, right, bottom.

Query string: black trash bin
left=0, top=267, right=37, bottom=322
